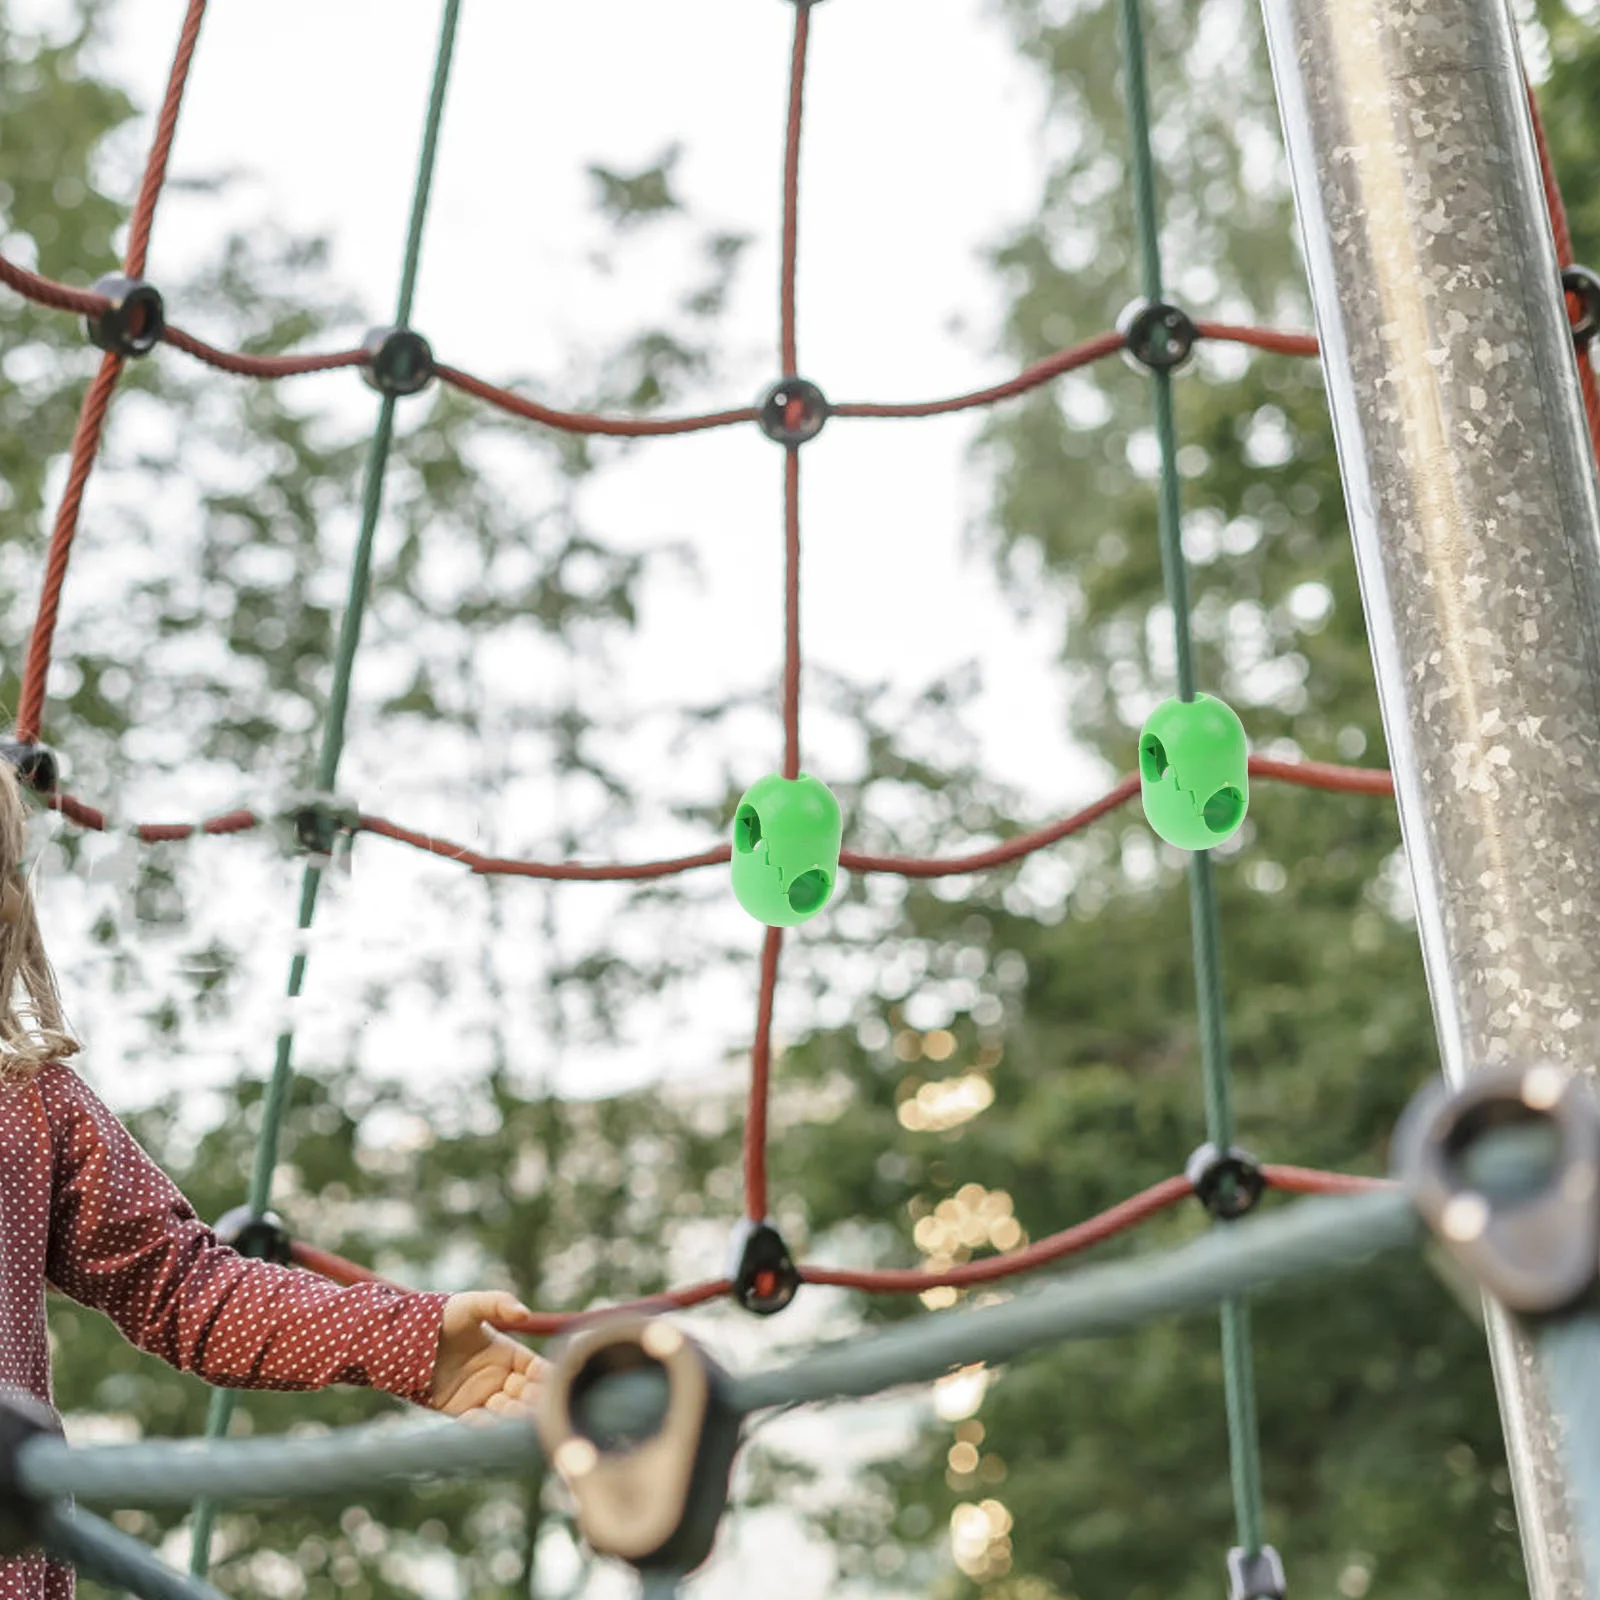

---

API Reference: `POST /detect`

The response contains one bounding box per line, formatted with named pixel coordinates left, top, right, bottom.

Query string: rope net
left=3, top=0, right=1597, bottom=1594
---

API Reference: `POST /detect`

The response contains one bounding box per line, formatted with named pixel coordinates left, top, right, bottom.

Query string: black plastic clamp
left=758, top=377, right=829, bottom=446
left=0, top=1387, right=62, bottom=1557
left=283, top=793, right=360, bottom=868
left=1395, top=1062, right=1600, bottom=1314
left=0, top=743, right=58, bottom=795
left=213, top=1204, right=294, bottom=1266
left=728, top=1217, right=801, bottom=1315
left=1563, top=265, right=1600, bottom=347
left=537, top=1315, right=742, bottom=1574
left=1186, top=1142, right=1265, bottom=1220
left=1117, top=297, right=1197, bottom=372
left=85, top=274, right=165, bottom=357
left=1228, top=1544, right=1286, bottom=1600
left=361, top=326, right=435, bottom=397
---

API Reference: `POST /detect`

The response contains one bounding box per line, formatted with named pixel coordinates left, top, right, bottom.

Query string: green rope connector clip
left=1138, top=694, right=1249, bottom=851
left=730, top=773, right=840, bottom=927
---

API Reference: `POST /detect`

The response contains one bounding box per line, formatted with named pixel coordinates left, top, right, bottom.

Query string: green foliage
left=1, top=2, right=753, bottom=1593
left=586, top=146, right=683, bottom=230
left=1536, top=0, right=1600, bottom=264
left=759, top=0, right=1600, bottom=1594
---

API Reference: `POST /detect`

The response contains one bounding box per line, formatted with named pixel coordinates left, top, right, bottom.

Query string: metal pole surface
left=1256, top=0, right=1600, bottom=1595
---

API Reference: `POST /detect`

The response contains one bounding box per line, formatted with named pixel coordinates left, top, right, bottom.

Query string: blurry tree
left=2, top=3, right=758, bottom=1596
left=763, top=1, right=1600, bottom=1597
left=8, top=0, right=1600, bottom=1598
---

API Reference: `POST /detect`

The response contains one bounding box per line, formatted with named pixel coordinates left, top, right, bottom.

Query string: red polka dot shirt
left=0, top=1061, right=451, bottom=1600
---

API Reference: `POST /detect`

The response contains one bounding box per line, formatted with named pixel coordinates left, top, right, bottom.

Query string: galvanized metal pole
left=1256, top=0, right=1600, bottom=1595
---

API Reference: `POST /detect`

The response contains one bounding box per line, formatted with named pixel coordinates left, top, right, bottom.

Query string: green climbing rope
left=1116, top=0, right=1268, bottom=1561
left=186, top=0, right=463, bottom=1576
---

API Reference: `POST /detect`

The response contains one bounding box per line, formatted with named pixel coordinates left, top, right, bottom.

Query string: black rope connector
left=1562, top=265, right=1600, bottom=347
left=1186, top=1142, right=1265, bottom=1220
left=1117, top=298, right=1197, bottom=372
left=728, top=1218, right=800, bottom=1315
left=1228, top=1544, right=1286, bottom=1600
left=84, top=274, right=165, bottom=357
left=213, top=1204, right=293, bottom=1266
left=285, top=794, right=360, bottom=866
left=0, top=1387, right=62, bottom=1557
left=758, top=377, right=829, bottom=446
left=0, top=743, right=58, bottom=795
left=361, top=326, right=435, bottom=397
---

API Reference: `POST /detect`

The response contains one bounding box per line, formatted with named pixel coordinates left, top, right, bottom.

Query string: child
left=0, top=759, right=545, bottom=1598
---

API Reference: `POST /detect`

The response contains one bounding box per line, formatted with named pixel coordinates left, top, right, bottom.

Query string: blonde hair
left=0, top=760, right=79, bottom=1082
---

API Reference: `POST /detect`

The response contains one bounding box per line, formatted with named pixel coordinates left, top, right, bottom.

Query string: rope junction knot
left=281, top=793, right=361, bottom=869
left=1564, top=264, right=1600, bottom=346
left=757, top=377, right=829, bottom=446
left=727, top=1218, right=801, bottom=1316
left=361, top=326, right=436, bottom=397
left=84, top=275, right=165, bottom=358
left=1187, top=1143, right=1266, bottom=1221
left=0, top=744, right=58, bottom=796
left=1117, top=297, right=1198, bottom=372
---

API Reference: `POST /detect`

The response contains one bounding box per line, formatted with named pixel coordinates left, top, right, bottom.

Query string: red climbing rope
left=124, top=0, right=208, bottom=277
left=806, top=1175, right=1197, bottom=1293
left=435, top=364, right=758, bottom=437
left=779, top=1, right=811, bottom=377
left=14, top=0, right=210, bottom=747
left=833, top=331, right=1130, bottom=418
left=1527, top=83, right=1600, bottom=469
left=17, top=355, right=122, bottom=745
left=285, top=1163, right=1392, bottom=1326
left=782, top=450, right=803, bottom=782
left=745, top=929, right=784, bottom=1223
left=44, top=752, right=1394, bottom=871
left=1261, top=1164, right=1393, bottom=1196
left=163, top=327, right=367, bottom=379
left=0, top=256, right=1334, bottom=438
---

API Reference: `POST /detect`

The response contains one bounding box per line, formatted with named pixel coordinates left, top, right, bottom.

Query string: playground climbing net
left=3, top=1, right=1600, bottom=1597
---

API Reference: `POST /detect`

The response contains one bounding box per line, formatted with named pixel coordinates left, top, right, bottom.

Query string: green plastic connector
left=1138, top=694, right=1249, bottom=851
left=731, top=773, right=841, bottom=927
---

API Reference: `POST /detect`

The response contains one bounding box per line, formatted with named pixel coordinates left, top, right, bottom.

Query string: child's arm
left=39, top=1063, right=452, bottom=1406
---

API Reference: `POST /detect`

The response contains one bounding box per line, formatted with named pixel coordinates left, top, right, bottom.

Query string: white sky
left=9, top=3, right=1090, bottom=1595
left=13, top=0, right=1104, bottom=1113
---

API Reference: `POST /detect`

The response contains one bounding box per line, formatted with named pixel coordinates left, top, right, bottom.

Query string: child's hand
left=428, top=1291, right=548, bottom=1420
